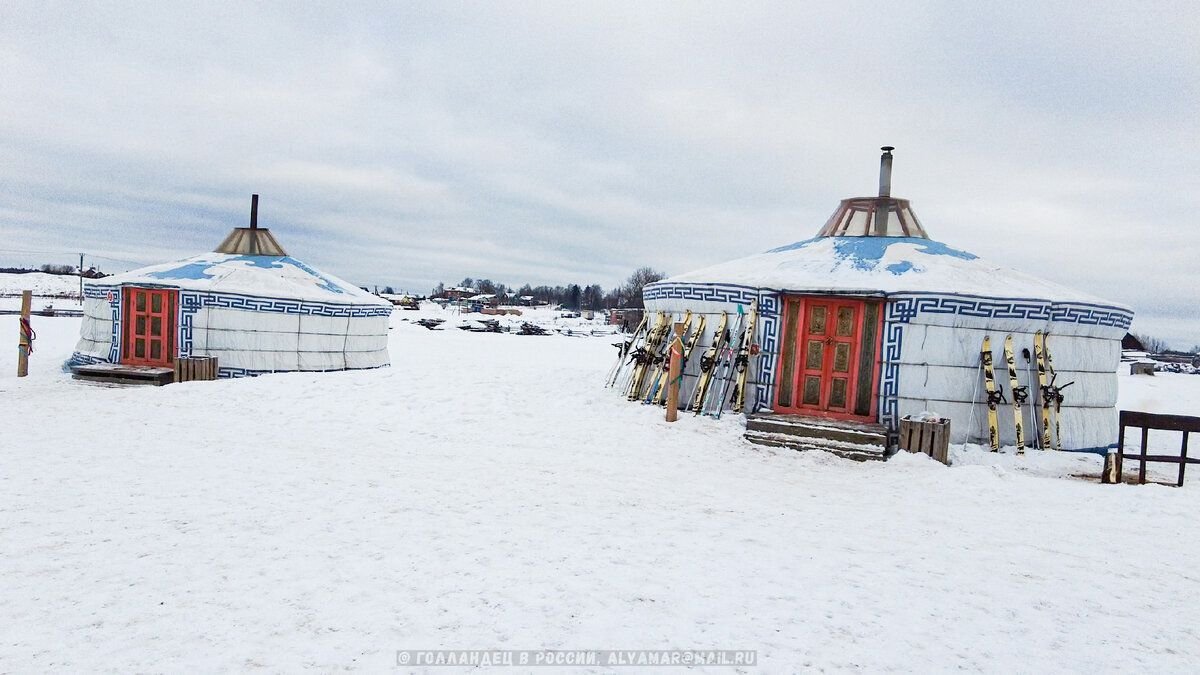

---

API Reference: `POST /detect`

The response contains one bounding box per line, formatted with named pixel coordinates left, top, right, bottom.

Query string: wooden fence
left=1111, top=410, right=1200, bottom=487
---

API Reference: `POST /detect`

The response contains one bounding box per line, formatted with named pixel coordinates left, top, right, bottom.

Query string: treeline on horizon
left=422, top=267, right=666, bottom=310
left=0, top=264, right=107, bottom=278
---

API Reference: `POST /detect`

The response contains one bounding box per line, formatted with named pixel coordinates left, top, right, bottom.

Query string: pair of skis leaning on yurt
left=639, top=148, right=1131, bottom=453
left=69, top=196, right=391, bottom=378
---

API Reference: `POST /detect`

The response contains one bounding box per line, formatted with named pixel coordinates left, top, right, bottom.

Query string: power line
left=0, top=247, right=146, bottom=267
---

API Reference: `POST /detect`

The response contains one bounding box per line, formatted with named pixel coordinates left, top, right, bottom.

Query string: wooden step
left=71, top=363, right=175, bottom=386
left=744, top=413, right=892, bottom=462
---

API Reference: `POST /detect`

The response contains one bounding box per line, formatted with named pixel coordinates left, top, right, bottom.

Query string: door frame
left=120, top=286, right=178, bottom=367
left=773, top=295, right=884, bottom=422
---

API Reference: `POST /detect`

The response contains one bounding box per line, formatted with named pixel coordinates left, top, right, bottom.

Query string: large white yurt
left=643, top=149, right=1133, bottom=452
left=69, top=196, right=391, bottom=377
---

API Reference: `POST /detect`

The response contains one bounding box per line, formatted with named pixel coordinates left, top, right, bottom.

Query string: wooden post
left=1102, top=450, right=1120, bottom=484
left=17, top=290, right=32, bottom=377
left=665, top=322, right=684, bottom=422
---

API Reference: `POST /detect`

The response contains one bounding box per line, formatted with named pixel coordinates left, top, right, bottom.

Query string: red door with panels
left=122, top=287, right=177, bottom=367
left=773, top=296, right=883, bottom=422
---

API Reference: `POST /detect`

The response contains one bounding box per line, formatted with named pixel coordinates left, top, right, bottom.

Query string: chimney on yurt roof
left=816, top=146, right=929, bottom=239
left=215, top=194, right=288, bottom=256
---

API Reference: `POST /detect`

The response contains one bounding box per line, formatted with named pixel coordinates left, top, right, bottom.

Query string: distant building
left=1122, top=333, right=1146, bottom=351
left=467, top=293, right=499, bottom=307
left=444, top=286, right=475, bottom=301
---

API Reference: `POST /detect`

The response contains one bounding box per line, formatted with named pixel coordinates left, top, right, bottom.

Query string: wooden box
left=174, top=356, right=220, bottom=383
left=899, top=416, right=950, bottom=465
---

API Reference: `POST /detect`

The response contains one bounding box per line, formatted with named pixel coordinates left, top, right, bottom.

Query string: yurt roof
left=650, top=148, right=1128, bottom=311
left=88, top=253, right=389, bottom=306
left=655, top=236, right=1127, bottom=309
left=85, top=195, right=388, bottom=306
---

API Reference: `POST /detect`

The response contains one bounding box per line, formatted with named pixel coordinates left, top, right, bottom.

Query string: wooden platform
left=744, top=413, right=892, bottom=462
left=71, top=363, right=175, bottom=386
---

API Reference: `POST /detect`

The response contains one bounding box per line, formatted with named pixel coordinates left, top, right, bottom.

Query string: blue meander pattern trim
left=642, top=282, right=780, bottom=412
left=65, top=354, right=390, bottom=379
left=218, top=364, right=390, bottom=378
left=886, top=292, right=1133, bottom=329
left=85, top=284, right=393, bottom=318
left=880, top=309, right=906, bottom=430
left=109, top=291, right=122, bottom=363
left=67, top=352, right=108, bottom=367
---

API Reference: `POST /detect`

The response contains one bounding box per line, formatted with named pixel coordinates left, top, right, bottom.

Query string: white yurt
left=69, top=196, right=391, bottom=377
left=643, top=149, right=1133, bottom=452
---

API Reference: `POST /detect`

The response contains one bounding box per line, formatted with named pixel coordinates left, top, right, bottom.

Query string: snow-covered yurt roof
left=662, top=236, right=1124, bottom=307
left=89, top=194, right=387, bottom=307
left=90, top=252, right=388, bottom=306
left=653, top=148, right=1128, bottom=310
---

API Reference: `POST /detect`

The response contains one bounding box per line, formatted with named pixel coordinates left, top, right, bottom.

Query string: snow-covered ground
left=2, top=312, right=1199, bottom=672
left=0, top=271, right=82, bottom=297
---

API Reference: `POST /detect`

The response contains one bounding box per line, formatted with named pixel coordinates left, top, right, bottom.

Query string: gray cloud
left=1, top=1, right=1196, bottom=344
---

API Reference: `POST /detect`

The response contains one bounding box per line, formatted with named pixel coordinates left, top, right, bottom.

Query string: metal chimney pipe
left=250, top=193, right=259, bottom=230
left=878, top=146, right=894, bottom=197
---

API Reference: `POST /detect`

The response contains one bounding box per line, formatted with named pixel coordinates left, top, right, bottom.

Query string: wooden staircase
left=744, top=413, right=893, bottom=462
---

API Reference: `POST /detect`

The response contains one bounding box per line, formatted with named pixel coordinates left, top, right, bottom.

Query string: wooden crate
left=174, top=356, right=219, bottom=383
left=899, top=416, right=950, bottom=465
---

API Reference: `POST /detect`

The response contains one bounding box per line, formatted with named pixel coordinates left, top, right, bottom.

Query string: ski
left=728, top=300, right=759, bottom=413
left=1003, top=334, right=1027, bottom=454
left=1022, top=345, right=1041, bottom=449
left=707, top=303, right=750, bottom=418
left=654, top=313, right=705, bottom=406
left=625, top=312, right=668, bottom=400
left=1042, top=334, right=1073, bottom=451
left=605, top=314, right=647, bottom=387
left=702, top=307, right=745, bottom=416
left=981, top=335, right=1005, bottom=452
left=644, top=311, right=693, bottom=405
left=1034, top=330, right=1052, bottom=449
left=689, top=312, right=728, bottom=412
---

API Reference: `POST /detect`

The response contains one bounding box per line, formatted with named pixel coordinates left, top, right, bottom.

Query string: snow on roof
left=86, top=253, right=389, bottom=306
left=446, top=286, right=475, bottom=293
left=653, top=236, right=1128, bottom=309
left=467, top=293, right=496, bottom=301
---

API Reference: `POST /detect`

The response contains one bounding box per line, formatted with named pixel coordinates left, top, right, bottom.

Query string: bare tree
left=621, top=267, right=666, bottom=308
left=1133, top=333, right=1168, bottom=354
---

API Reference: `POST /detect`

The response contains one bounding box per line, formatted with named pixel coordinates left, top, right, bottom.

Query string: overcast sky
left=2, top=2, right=1197, bottom=344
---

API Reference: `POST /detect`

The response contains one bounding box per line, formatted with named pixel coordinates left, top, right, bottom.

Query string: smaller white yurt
left=70, top=196, right=391, bottom=377
left=642, top=149, right=1133, bottom=454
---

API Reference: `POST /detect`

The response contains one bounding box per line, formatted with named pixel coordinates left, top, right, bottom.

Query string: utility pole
left=79, top=253, right=84, bottom=305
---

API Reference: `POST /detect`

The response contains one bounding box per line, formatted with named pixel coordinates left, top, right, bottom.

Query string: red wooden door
left=122, top=288, right=176, bottom=367
left=774, top=296, right=881, bottom=421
